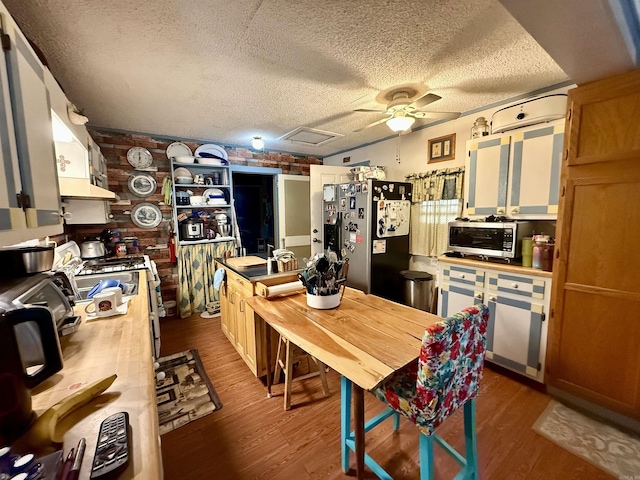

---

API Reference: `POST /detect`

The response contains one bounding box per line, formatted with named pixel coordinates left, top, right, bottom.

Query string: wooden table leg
left=265, top=322, right=272, bottom=398
left=353, top=384, right=365, bottom=480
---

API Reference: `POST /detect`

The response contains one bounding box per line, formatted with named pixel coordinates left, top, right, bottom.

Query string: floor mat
left=155, top=349, right=222, bottom=435
left=532, top=400, right=640, bottom=477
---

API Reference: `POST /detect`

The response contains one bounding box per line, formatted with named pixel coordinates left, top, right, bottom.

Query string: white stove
left=76, top=256, right=149, bottom=276
left=53, top=243, right=163, bottom=359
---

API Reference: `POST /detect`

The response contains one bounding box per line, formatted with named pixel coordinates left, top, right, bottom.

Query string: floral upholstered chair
left=341, top=304, right=489, bottom=480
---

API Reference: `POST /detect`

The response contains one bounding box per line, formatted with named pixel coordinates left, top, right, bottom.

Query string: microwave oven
left=447, top=221, right=533, bottom=259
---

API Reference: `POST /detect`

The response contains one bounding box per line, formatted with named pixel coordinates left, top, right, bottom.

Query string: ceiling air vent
left=278, top=127, right=343, bottom=146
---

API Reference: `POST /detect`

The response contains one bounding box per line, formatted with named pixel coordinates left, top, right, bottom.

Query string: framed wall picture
left=428, top=133, right=456, bottom=163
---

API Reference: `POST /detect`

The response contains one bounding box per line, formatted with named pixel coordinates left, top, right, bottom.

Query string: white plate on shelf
left=203, top=188, right=225, bottom=199
left=195, top=157, right=225, bottom=166
left=166, top=142, right=192, bottom=159
left=194, top=144, right=228, bottom=161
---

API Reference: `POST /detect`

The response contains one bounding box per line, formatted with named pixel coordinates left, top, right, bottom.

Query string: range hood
left=59, top=178, right=115, bottom=199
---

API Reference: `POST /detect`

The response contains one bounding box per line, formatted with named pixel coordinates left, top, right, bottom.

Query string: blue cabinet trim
left=0, top=209, right=11, bottom=230
left=527, top=312, right=543, bottom=369
left=497, top=144, right=509, bottom=208
left=487, top=301, right=496, bottom=352
left=548, top=133, right=563, bottom=206
left=468, top=152, right=477, bottom=208
left=490, top=354, right=527, bottom=373
left=510, top=141, right=523, bottom=207
left=0, top=54, right=18, bottom=208
left=523, top=126, right=554, bottom=139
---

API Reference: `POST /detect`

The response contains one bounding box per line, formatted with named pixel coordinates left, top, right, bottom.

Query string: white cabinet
left=439, top=261, right=551, bottom=383
left=63, top=198, right=112, bottom=225
left=171, top=160, right=235, bottom=245
left=465, top=120, right=564, bottom=219
left=43, top=68, right=113, bottom=199
left=0, top=5, right=62, bottom=245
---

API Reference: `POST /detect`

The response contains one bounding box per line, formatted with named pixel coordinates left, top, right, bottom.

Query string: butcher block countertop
left=438, top=255, right=553, bottom=278
left=29, top=270, right=162, bottom=480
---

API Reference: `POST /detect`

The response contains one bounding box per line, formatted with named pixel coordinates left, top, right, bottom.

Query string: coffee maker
left=0, top=305, right=63, bottom=443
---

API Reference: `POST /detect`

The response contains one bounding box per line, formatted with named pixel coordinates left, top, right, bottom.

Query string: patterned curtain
left=177, top=241, right=235, bottom=318
left=406, top=167, right=465, bottom=257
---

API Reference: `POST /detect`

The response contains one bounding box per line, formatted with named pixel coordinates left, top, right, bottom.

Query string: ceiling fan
left=353, top=88, right=461, bottom=134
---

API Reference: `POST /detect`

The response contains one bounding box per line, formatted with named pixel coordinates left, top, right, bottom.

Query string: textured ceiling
left=3, top=0, right=569, bottom=157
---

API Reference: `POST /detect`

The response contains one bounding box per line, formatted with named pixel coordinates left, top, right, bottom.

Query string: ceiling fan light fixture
left=386, top=115, right=415, bottom=132
left=251, top=136, right=265, bottom=150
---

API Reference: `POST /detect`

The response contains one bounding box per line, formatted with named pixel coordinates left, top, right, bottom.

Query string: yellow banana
left=24, top=374, right=117, bottom=447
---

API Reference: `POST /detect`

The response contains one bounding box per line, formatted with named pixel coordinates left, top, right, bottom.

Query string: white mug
left=85, top=288, right=123, bottom=317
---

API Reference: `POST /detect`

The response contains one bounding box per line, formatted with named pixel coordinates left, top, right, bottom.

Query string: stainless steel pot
left=180, top=217, right=204, bottom=240
left=80, top=240, right=106, bottom=259
left=0, top=246, right=55, bottom=278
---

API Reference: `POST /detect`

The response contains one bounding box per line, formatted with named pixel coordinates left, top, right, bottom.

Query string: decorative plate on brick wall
left=128, top=172, right=157, bottom=197
left=131, top=203, right=162, bottom=229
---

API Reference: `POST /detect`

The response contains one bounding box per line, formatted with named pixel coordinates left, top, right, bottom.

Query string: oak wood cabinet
left=547, top=70, right=640, bottom=420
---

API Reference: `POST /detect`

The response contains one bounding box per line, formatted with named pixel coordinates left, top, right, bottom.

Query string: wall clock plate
left=128, top=173, right=157, bottom=197
left=131, top=203, right=162, bottom=229
left=127, top=147, right=153, bottom=169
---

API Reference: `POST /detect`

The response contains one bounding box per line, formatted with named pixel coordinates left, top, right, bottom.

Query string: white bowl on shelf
left=173, top=155, right=196, bottom=164
left=173, top=167, right=192, bottom=176
left=175, top=176, right=193, bottom=184
left=189, top=195, right=207, bottom=205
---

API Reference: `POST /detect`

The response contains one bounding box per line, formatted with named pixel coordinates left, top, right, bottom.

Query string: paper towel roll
left=258, top=281, right=304, bottom=298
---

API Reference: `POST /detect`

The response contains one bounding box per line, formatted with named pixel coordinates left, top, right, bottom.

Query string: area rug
left=155, top=349, right=223, bottom=435
left=532, top=400, right=640, bottom=477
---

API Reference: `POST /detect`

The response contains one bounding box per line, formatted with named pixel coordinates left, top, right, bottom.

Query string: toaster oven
left=447, top=221, right=533, bottom=259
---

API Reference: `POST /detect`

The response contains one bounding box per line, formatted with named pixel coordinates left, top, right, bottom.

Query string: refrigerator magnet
left=373, top=240, right=386, bottom=254
left=349, top=197, right=356, bottom=209
left=349, top=232, right=357, bottom=243
left=358, top=208, right=365, bottom=219
left=356, top=236, right=363, bottom=244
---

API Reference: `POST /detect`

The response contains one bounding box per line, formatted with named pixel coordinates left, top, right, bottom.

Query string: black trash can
left=400, top=270, right=434, bottom=312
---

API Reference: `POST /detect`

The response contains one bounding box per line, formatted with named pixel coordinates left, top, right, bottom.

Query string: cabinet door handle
left=496, top=208, right=505, bottom=215
left=510, top=207, right=519, bottom=214
left=474, top=293, right=483, bottom=300
left=511, top=283, right=519, bottom=289
left=489, top=296, right=497, bottom=303
left=229, top=291, right=235, bottom=304
left=239, top=299, right=245, bottom=313
left=221, top=283, right=227, bottom=296
left=458, top=273, right=466, bottom=279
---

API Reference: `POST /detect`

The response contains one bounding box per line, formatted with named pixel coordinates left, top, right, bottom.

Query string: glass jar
left=541, top=242, right=555, bottom=272
left=471, top=117, right=490, bottom=138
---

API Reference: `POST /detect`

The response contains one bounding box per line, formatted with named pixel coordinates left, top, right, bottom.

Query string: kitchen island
left=215, top=256, right=303, bottom=378
left=30, top=270, right=162, bottom=480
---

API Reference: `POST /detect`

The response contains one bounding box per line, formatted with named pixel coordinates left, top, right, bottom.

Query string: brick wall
left=64, top=128, right=322, bottom=305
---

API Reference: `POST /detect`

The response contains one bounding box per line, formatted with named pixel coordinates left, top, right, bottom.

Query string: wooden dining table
left=246, top=288, right=441, bottom=479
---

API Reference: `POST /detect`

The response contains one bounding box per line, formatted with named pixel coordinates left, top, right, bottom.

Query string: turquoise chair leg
left=463, top=399, right=479, bottom=479
left=393, top=411, right=400, bottom=431
left=341, top=376, right=352, bottom=473
left=419, top=433, right=435, bottom=480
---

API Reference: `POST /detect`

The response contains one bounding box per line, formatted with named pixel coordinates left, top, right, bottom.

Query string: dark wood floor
left=159, top=313, right=613, bottom=480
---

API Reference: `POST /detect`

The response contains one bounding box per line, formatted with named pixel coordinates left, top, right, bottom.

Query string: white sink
left=74, top=271, right=139, bottom=301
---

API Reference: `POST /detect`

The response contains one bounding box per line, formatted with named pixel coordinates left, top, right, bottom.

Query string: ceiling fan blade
left=353, top=116, right=389, bottom=132
left=354, top=108, right=387, bottom=113
left=412, top=111, right=461, bottom=121
left=410, top=93, right=442, bottom=109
